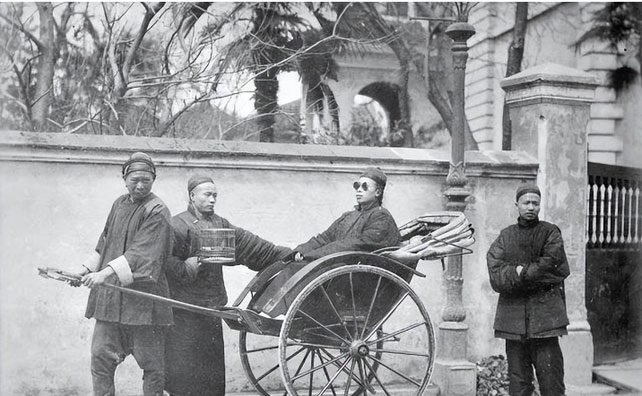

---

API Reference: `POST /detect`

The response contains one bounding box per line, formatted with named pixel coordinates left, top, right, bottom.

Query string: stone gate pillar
left=501, top=63, right=610, bottom=394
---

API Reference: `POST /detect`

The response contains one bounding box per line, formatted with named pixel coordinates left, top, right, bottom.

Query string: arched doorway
left=348, top=82, right=403, bottom=146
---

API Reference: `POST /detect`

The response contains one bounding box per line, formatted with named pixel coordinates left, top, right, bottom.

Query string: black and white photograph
left=0, top=2, right=640, bottom=395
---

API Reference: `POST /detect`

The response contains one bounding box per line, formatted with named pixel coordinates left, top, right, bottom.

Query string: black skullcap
left=122, top=152, right=155, bottom=177
left=188, top=174, right=214, bottom=193
left=360, top=167, right=387, bottom=189
left=516, top=184, right=541, bottom=201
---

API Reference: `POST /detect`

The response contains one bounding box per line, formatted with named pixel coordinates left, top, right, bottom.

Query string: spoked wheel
left=240, top=329, right=382, bottom=396
left=278, top=265, right=435, bottom=396
left=239, top=330, right=283, bottom=395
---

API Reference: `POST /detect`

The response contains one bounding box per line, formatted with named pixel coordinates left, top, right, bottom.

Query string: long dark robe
left=164, top=206, right=291, bottom=396
left=84, top=193, right=173, bottom=325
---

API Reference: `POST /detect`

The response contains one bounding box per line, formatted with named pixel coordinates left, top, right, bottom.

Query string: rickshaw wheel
left=279, top=265, right=435, bottom=396
left=239, top=330, right=277, bottom=396
left=239, top=328, right=382, bottom=396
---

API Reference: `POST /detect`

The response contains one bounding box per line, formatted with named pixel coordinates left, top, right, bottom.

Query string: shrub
left=476, top=355, right=510, bottom=396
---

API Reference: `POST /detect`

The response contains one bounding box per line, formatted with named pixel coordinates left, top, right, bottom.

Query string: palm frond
left=609, top=66, right=639, bottom=96
left=573, top=25, right=619, bottom=52
left=571, top=2, right=641, bottom=94
left=574, top=2, right=641, bottom=50
left=219, top=35, right=254, bottom=71
left=196, top=3, right=248, bottom=41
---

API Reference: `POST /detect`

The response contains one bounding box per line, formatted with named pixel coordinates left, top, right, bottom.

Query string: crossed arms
left=487, top=227, right=570, bottom=295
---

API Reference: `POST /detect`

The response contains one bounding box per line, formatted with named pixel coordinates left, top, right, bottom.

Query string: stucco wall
left=466, top=2, right=583, bottom=150
left=616, top=83, right=642, bottom=168
left=467, top=2, right=641, bottom=167
left=0, top=131, right=537, bottom=395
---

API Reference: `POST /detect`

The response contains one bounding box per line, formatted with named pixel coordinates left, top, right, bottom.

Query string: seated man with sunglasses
left=253, top=167, right=401, bottom=314
left=291, top=166, right=401, bottom=262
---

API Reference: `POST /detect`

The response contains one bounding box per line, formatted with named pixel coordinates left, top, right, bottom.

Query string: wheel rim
left=239, top=330, right=284, bottom=395
left=278, top=265, right=435, bottom=396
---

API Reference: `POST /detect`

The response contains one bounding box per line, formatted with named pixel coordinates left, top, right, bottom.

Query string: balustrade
left=587, top=162, right=642, bottom=249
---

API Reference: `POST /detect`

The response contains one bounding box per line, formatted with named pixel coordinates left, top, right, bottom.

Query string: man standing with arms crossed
left=487, top=184, right=570, bottom=396
left=77, top=152, right=173, bottom=396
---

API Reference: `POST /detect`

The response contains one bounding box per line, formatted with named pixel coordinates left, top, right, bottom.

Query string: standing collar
left=128, top=192, right=154, bottom=204
left=355, top=200, right=380, bottom=212
left=517, top=216, right=540, bottom=228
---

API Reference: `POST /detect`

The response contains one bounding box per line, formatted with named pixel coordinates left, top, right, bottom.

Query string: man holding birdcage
left=164, top=174, right=292, bottom=396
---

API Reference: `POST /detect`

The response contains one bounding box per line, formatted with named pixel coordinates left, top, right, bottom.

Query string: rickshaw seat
left=253, top=251, right=419, bottom=318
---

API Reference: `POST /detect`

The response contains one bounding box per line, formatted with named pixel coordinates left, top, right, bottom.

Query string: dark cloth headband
left=516, top=184, right=541, bottom=201
left=122, top=152, right=156, bottom=177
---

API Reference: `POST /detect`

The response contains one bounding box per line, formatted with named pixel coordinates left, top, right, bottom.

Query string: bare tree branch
left=122, top=2, right=165, bottom=81
left=154, top=91, right=211, bottom=137
left=83, top=10, right=103, bottom=50
left=0, top=13, right=45, bottom=50
left=53, top=3, right=73, bottom=56
left=30, top=3, right=56, bottom=131
left=0, top=44, right=33, bottom=124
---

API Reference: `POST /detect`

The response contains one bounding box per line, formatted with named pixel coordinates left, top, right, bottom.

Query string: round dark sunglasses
left=353, top=181, right=370, bottom=191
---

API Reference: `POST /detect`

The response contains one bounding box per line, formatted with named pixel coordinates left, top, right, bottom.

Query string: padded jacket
left=294, top=200, right=400, bottom=261
left=487, top=217, right=570, bottom=338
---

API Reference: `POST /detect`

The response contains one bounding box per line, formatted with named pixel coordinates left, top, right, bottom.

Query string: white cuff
left=108, top=255, right=134, bottom=286
left=83, top=251, right=101, bottom=272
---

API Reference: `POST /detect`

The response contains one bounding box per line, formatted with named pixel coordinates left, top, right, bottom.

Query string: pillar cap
left=501, top=63, right=599, bottom=105
left=501, top=62, right=599, bottom=91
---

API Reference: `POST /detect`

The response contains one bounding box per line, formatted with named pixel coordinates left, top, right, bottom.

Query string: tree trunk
left=426, top=76, right=478, bottom=150
left=250, top=4, right=285, bottom=143
left=320, top=83, right=340, bottom=135
left=637, top=3, right=642, bottom=87
left=254, top=68, right=278, bottom=142
left=32, top=3, right=55, bottom=131
left=299, top=80, right=311, bottom=143
left=415, top=29, right=479, bottom=150
left=388, top=40, right=414, bottom=147
left=502, top=2, right=528, bottom=150
left=304, top=76, right=324, bottom=137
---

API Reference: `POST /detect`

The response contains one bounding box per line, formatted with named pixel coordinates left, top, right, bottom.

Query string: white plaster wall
left=616, top=83, right=642, bottom=168
left=0, top=132, right=537, bottom=395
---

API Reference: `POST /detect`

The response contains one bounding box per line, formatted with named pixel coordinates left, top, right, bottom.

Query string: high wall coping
left=501, top=62, right=599, bottom=90
left=0, top=131, right=538, bottom=179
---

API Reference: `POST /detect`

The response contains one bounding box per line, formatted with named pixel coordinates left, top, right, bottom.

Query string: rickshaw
left=40, top=211, right=474, bottom=396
